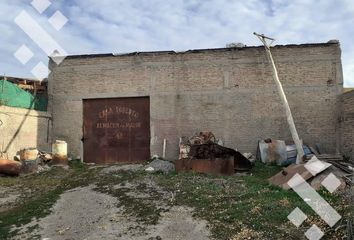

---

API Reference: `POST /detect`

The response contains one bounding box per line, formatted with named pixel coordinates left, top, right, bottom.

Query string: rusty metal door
left=83, top=97, right=150, bottom=164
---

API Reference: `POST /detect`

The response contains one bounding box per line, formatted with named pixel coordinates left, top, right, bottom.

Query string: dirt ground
left=1, top=164, right=211, bottom=240
left=12, top=185, right=210, bottom=240
left=0, top=162, right=353, bottom=240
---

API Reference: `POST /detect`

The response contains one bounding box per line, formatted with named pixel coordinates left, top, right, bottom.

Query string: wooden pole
left=254, top=32, right=304, bottom=164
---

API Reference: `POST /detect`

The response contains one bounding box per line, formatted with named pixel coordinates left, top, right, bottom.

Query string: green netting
left=0, top=79, right=47, bottom=111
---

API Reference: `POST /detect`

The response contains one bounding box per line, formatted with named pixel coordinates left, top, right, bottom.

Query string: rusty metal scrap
left=188, top=131, right=216, bottom=145
left=177, top=132, right=252, bottom=175
left=189, top=143, right=252, bottom=171
left=175, top=157, right=234, bottom=176
left=0, top=159, right=21, bottom=176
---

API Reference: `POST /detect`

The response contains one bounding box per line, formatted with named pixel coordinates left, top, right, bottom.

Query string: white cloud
left=0, top=0, right=353, bottom=86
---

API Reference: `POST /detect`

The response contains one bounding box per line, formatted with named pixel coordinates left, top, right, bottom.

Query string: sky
left=1, top=0, right=353, bottom=87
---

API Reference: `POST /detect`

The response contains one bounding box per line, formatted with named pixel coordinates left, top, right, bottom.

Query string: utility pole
left=254, top=32, right=304, bottom=164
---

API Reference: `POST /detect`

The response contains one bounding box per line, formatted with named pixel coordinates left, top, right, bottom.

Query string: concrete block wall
left=0, top=106, right=51, bottom=159
left=49, top=43, right=343, bottom=160
left=341, top=90, right=354, bottom=160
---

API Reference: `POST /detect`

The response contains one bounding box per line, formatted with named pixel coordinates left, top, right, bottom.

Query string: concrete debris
left=145, top=167, right=155, bottom=173
left=145, top=159, right=175, bottom=174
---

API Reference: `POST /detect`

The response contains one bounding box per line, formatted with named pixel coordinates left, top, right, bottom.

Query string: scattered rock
left=145, top=160, right=175, bottom=174
left=231, top=227, right=264, bottom=240
left=0, top=189, right=20, bottom=212
left=100, top=164, right=143, bottom=174
left=145, top=167, right=155, bottom=173
left=151, top=155, right=160, bottom=160
left=37, top=165, right=51, bottom=173
left=144, top=206, right=210, bottom=240
left=13, top=183, right=211, bottom=240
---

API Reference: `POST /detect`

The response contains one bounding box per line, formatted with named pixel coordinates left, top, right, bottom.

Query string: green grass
left=153, top=163, right=351, bottom=239
left=0, top=161, right=352, bottom=240
left=94, top=170, right=167, bottom=225
left=0, top=162, right=96, bottom=239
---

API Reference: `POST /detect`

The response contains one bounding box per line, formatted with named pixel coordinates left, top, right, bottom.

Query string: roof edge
left=58, top=41, right=340, bottom=60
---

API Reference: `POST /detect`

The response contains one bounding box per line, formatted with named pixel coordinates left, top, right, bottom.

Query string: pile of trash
left=0, top=141, right=69, bottom=177
left=176, top=132, right=252, bottom=175
left=257, top=138, right=313, bottom=166
left=260, top=139, right=354, bottom=190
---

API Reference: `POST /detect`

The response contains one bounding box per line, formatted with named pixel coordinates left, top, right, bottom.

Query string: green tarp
left=0, top=79, right=47, bottom=111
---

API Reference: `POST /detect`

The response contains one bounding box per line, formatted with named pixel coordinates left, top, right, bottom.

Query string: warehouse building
left=48, top=42, right=344, bottom=164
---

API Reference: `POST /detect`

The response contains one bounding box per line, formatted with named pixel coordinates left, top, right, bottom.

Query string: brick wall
left=0, top=106, right=51, bottom=159
left=341, top=90, right=354, bottom=160
left=48, top=43, right=343, bottom=160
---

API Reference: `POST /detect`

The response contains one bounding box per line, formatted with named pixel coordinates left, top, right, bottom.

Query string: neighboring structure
left=341, top=90, right=354, bottom=160
left=4, top=76, right=47, bottom=95
left=49, top=42, right=343, bottom=163
left=0, top=106, right=51, bottom=158
left=0, top=77, right=48, bottom=111
left=0, top=77, right=50, bottom=158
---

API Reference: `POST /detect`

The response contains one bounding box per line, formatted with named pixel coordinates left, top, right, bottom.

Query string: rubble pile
left=262, top=138, right=354, bottom=190
left=176, top=132, right=252, bottom=175
left=0, top=148, right=64, bottom=177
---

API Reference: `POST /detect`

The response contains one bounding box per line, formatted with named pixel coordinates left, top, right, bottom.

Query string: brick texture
left=48, top=43, right=343, bottom=160
left=341, top=91, right=354, bottom=160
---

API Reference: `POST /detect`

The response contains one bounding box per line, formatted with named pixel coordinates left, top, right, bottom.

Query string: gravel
left=145, top=160, right=175, bottom=174
left=13, top=180, right=210, bottom=240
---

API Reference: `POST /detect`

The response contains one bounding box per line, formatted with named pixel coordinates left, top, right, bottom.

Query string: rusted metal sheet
left=83, top=97, right=150, bottom=164
left=175, top=157, right=234, bottom=176
left=0, top=159, right=21, bottom=176
left=51, top=155, right=68, bottom=165
left=189, top=143, right=252, bottom=171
